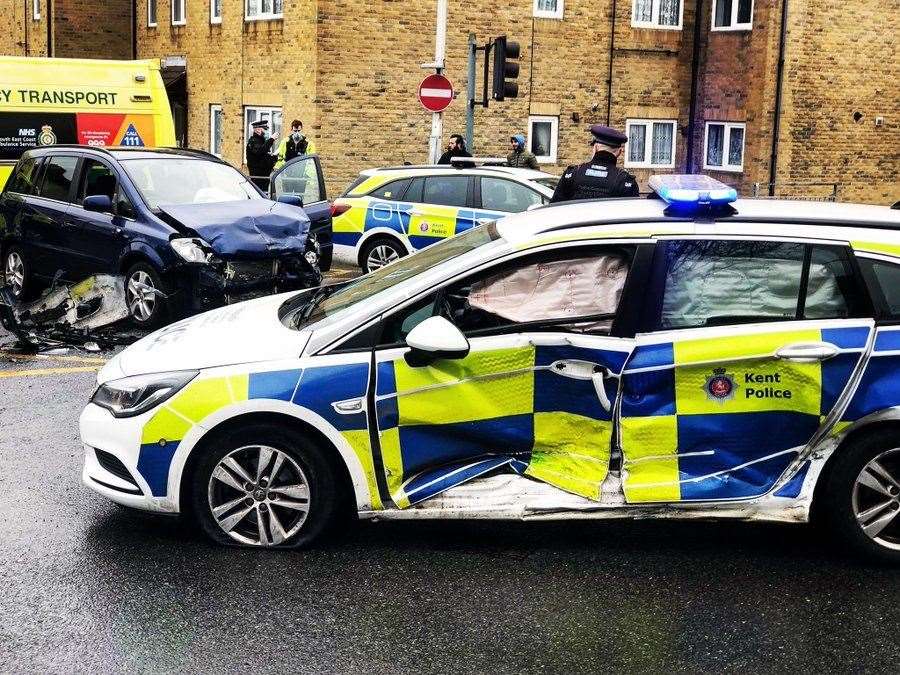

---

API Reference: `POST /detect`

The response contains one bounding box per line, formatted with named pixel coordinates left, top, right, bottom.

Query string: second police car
left=330, top=163, right=558, bottom=272
left=80, top=176, right=900, bottom=562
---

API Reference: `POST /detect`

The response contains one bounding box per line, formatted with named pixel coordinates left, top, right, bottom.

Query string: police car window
left=422, top=175, right=468, bottom=208
left=405, top=177, right=424, bottom=203
left=38, top=156, right=78, bottom=202
left=480, top=177, right=542, bottom=213
left=860, top=258, right=900, bottom=318
left=803, top=246, right=862, bottom=320
left=369, top=178, right=411, bottom=200
left=8, top=157, right=41, bottom=195
left=77, top=160, right=117, bottom=203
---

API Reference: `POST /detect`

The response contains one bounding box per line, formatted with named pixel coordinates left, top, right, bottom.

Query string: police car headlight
left=171, top=238, right=217, bottom=264
left=92, top=370, right=199, bottom=418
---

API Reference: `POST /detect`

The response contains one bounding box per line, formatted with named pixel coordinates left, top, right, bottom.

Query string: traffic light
left=492, top=36, right=520, bottom=101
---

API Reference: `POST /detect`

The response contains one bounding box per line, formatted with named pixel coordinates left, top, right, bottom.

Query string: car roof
left=21, top=146, right=221, bottom=162
left=358, top=165, right=555, bottom=181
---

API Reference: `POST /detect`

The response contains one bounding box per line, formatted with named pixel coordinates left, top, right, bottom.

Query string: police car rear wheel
left=191, top=424, right=341, bottom=549
left=360, top=237, right=404, bottom=273
left=821, top=431, right=900, bottom=564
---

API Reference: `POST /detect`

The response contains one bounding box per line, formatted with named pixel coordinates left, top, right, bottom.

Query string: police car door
left=371, top=240, right=649, bottom=509
left=618, top=238, right=874, bottom=503
left=406, top=174, right=486, bottom=250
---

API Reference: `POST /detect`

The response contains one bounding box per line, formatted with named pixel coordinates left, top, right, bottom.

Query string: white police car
left=81, top=176, right=900, bottom=562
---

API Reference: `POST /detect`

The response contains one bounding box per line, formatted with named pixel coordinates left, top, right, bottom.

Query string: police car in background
left=80, top=175, right=900, bottom=562
left=331, top=162, right=558, bottom=272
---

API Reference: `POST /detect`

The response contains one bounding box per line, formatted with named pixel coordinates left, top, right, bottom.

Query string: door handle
left=775, top=342, right=839, bottom=362
left=591, top=368, right=612, bottom=412
left=549, top=359, right=614, bottom=412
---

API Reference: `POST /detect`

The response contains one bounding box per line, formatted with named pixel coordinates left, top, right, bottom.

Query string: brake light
left=331, top=203, right=351, bottom=217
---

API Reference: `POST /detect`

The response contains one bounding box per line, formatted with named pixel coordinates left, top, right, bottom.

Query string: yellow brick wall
left=1, top=0, right=50, bottom=57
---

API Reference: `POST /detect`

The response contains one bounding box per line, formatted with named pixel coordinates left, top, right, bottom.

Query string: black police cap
left=588, top=124, right=628, bottom=148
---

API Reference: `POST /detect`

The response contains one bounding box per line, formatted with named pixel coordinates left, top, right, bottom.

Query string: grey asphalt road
left=1, top=344, right=899, bottom=673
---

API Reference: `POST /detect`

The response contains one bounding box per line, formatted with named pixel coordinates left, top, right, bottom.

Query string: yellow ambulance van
left=0, top=56, right=176, bottom=187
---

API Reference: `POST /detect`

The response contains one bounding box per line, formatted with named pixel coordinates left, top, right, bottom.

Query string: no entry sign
left=418, top=74, right=454, bottom=113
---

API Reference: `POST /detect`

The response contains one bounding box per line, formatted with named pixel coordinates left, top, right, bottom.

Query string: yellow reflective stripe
left=527, top=412, right=611, bottom=501
left=379, top=426, right=409, bottom=506
left=621, top=415, right=680, bottom=502
left=141, top=406, right=193, bottom=445
left=227, top=374, right=249, bottom=402
left=332, top=198, right=368, bottom=234
left=673, top=329, right=821, bottom=365
left=850, top=240, right=900, bottom=258
left=349, top=175, right=392, bottom=196
left=168, top=375, right=245, bottom=424
left=341, top=430, right=383, bottom=510
left=409, top=205, right=458, bottom=239
left=394, top=348, right=535, bottom=426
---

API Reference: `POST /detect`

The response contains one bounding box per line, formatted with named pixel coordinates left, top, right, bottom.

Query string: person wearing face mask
left=274, top=119, right=317, bottom=170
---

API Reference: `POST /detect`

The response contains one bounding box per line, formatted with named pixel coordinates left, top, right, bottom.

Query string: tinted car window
left=116, top=189, right=137, bottom=219
left=78, top=159, right=118, bottom=203
left=369, top=178, right=411, bottom=200
left=405, top=177, right=424, bottom=203
left=7, top=157, right=41, bottom=195
left=481, top=177, right=542, bottom=212
left=803, top=246, right=862, bottom=320
left=861, top=258, right=900, bottom=317
left=422, top=175, right=468, bottom=208
left=38, top=156, right=78, bottom=202
left=272, top=157, right=324, bottom=205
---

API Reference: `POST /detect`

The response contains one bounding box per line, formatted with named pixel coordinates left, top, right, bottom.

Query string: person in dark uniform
left=550, top=124, right=639, bottom=203
left=438, top=134, right=474, bottom=168
left=246, top=120, right=278, bottom=190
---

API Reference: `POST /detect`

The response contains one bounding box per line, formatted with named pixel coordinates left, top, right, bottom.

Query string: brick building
left=2, top=1, right=897, bottom=204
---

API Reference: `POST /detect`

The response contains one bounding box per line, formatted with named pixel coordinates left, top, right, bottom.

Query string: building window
left=533, top=0, right=564, bottom=19
left=211, top=0, right=222, bottom=23
left=243, top=106, right=283, bottom=160
left=631, top=0, right=682, bottom=29
left=148, top=0, right=157, bottom=26
left=245, top=0, right=283, bottom=21
left=172, top=0, right=186, bottom=25
left=210, top=105, right=224, bottom=157
left=704, top=122, right=745, bottom=172
left=625, top=119, right=677, bottom=168
left=528, top=116, right=559, bottom=164
left=33, top=0, right=40, bottom=20
left=712, top=0, right=753, bottom=30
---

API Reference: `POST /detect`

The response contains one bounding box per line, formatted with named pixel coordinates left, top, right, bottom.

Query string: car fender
left=165, top=398, right=374, bottom=514
left=356, top=227, right=415, bottom=256
left=117, top=240, right=172, bottom=274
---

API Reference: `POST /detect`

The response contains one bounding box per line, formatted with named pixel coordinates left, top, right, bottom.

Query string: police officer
left=550, top=124, right=639, bottom=203
left=246, top=120, right=277, bottom=190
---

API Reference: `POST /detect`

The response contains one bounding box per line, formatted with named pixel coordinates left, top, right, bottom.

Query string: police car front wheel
left=190, top=423, right=343, bottom=548
left=820, top=430, right=900, bottom=564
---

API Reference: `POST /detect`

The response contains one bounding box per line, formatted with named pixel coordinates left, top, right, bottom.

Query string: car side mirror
left=83, top=194, right=112, bottom=213
left=277, top=194, right=304, bottom=207
left=404, top=316, right=470, bottom=367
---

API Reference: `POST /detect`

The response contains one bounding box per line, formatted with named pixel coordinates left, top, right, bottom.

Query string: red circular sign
left=418, top=74, right=454, bottom=113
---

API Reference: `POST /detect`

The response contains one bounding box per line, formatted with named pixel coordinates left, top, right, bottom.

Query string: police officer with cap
left=246, top=120, right=278, bottom=190
left=550, top=124, right=639, bottom=203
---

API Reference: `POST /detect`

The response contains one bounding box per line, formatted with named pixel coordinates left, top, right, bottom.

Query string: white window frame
left=243, top=105, right=283, bottom=163
left=209, top=104, right=224, bottom=157
left=33, top=0, right=40, bottom=20
left=533, top=0, right=564, bottom=20
left=147, top=0, right=158, bottom=27
left=528, top=115, right=559, bottom=164
left=245, top=0, right=283, bottom=21
left=711, top=0, right=753, bottom=31
left=624, top=119, right=677, bottom=169
left=210, top=0, right=222, bottom=23
left=703, top=121, right=746, bottom=172
left=631, top=0, right=683, bottom=30
left=171, top=0, right=186, bottom=26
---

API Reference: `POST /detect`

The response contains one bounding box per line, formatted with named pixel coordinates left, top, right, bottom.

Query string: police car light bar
left=649, top=174, right=738, bottom=208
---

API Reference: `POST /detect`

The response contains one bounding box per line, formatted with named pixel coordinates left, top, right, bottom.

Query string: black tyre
left=3, top=245, right=33, bottom=300
left=190, top=424, right=342, bottom=549
left=819, top=430, right=900, bottom=564
left=359, top=236, right=406, bottom=273
left=124, top=261, right=169, bottom=328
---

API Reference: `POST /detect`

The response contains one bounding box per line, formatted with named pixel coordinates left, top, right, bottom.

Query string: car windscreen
left=121, top=158, right=263, bottom=209
left=283, top=222, right=504, bottom=330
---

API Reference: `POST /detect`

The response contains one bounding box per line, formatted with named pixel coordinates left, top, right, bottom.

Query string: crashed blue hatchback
left=0, top=146, right=329, bottom=327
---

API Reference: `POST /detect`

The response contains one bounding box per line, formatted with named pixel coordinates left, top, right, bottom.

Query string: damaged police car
left=81, top=176, right=900, bottom=562
left=1, top=147, right=326, bottom=327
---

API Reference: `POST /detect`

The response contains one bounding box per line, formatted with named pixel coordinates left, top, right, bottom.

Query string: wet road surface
left=1, top=324, right=899, bottom=673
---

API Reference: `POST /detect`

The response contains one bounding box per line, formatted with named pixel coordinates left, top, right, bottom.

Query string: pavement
left=1, top=278, right=899, bottom=673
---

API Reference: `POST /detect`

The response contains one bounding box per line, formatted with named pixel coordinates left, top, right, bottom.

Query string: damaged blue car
left=0, top=146, right=331, bottom=327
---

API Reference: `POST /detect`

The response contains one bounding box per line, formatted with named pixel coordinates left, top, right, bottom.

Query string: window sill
left=147, top=23, right=158, bottom=28
left=533, top=13, right=564, bottom=20
left=630, top=22, right=683, bottom=30
left=710, top=25, right=753, bottom=32
left=245, top=15, right=284, bottom=22
left=625, top=164, right=677, bottom=170
left=536, top=157, right=557, bottom=164
left=172, top=21, right=186, bottom=27
left=210, top=18, right=222, bottom=25
left=704, top=166, right=744, bottom=173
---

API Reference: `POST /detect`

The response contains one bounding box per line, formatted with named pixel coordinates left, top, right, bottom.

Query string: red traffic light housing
left=492, top=36, right=520, bottom=101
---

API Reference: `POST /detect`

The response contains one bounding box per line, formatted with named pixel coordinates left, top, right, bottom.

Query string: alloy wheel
left=126, top=270, right=156, bottom=322
left=366, top=244, right=400, bottom=271
left=207, top=444, right=311, bottom=547
left=852, top=448, right=900, bottom=551
left=5, top=252, right=25, bottom=297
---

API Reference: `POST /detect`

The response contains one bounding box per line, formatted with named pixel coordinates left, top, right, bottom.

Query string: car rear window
left=38, top=156, right=78, bottom=202
left=860, top=258, right=900, bottom=317
left=340, top=174, right=369, bottom=197
left=368, top=178, right=411, bottom=200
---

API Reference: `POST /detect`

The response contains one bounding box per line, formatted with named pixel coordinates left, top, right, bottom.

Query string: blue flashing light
left=649, top=174, right=738, bottom=210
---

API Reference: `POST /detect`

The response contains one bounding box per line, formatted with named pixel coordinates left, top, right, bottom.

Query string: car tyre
left=4, top=245, right=33, bottom=300
left=820, top=429, right=900, bottom=564
left=359, top=236, right=405, bottom=273
left=125, top=261, right=169, bottom=328
left=190, top=423, right=342, bottom=549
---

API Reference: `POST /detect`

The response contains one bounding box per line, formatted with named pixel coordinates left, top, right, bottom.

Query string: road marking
left=0, top=366, right=100, bottom=378
left=0, top=351, right=107, bottom=365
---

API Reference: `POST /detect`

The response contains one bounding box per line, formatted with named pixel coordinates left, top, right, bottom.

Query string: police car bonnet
left=159, top=200, right=311, bottom=260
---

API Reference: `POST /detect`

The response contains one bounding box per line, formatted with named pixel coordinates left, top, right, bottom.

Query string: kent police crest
left=704, top=367, right=737, bottom=402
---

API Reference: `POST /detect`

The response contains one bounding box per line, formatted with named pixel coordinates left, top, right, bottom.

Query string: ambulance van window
left=37, top=156, right=78, bottom=202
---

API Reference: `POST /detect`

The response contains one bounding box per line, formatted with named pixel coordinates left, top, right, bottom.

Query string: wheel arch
left=118, top=243, right=167, bottom=275
left=356, top=229, right=413, bottom=268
